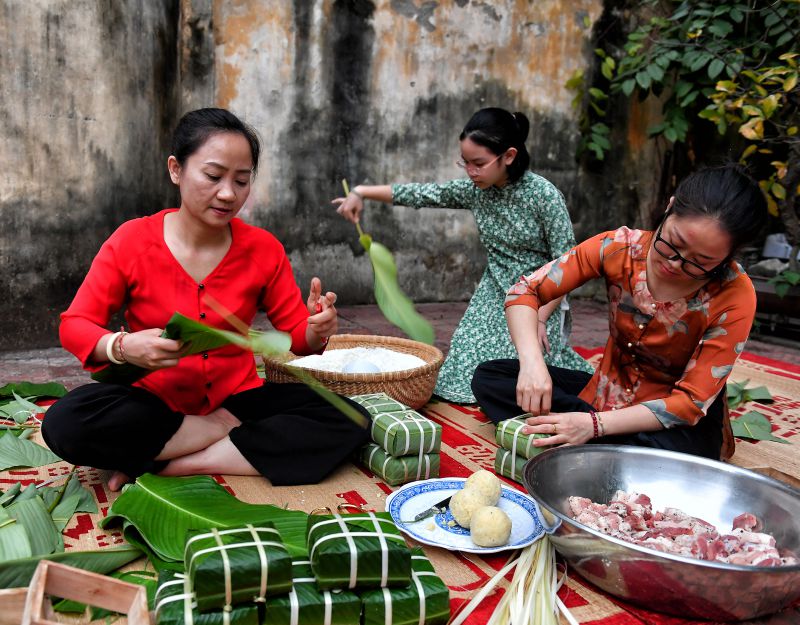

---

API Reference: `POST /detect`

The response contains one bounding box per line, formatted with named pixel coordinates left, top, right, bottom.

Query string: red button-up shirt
left=60, top=209, right=315, bottom=415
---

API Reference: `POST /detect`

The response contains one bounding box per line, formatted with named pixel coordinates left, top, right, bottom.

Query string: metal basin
left=523, top=445, right=800, bottom=620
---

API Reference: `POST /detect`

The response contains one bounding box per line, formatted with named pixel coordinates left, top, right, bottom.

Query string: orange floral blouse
left=505, top=227, right=756, bottom=427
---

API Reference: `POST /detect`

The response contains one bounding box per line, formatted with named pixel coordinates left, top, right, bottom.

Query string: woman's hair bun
left=512, top=112, right=530, bottom=143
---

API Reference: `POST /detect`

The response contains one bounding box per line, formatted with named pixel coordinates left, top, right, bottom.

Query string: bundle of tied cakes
left=494, top=414, right=551, bottom=483
left=154, top=522, right=295, bottom=624
left=307, top=511, right=450, bottom=625
left=350, top=392, right=442, bottom=486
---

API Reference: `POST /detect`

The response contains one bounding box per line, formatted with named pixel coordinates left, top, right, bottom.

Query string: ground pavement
left=0, top=298, right=796, bottom=390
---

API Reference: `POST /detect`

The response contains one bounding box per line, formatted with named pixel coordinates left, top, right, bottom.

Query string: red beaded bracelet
left=589, top=410, right=600, bottom=439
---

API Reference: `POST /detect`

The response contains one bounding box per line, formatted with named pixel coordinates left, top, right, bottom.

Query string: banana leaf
left=361, top=443, right=440, bottom=486
left=359, top=233, right=435, bottom=345
left=0, top=545, right=142, bottom=588
left=0, top=392, right=45, bottom=424
left=39, top=473, right=98, bottom=515
left=495, top=416, right=551, bottom=460
left=101, top=474, right=310, bottom=562
left=0, top=432, right=61, bottom=471
left=49, top=494, right=82, bottom=533
left=6, top=496, right=63, bottom=555
left=342, top=179, right=434, bottom=345
left=0, top=505, right=32, bottom=560
left=0, top=381, right=67, bottom=400
left=731, top=410, right=791, bottom=444
left=92, top=312, right=292, bottom=385
left=0, top=482, right=21, bottom=507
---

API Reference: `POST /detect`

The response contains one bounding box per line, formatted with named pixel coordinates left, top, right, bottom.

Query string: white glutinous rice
left=289, top=346, right=427, bottom=373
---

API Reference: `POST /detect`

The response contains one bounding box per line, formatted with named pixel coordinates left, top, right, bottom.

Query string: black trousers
left=471, top=359, right=723, bottom=460
left=42, top=382, right=370, bottom=486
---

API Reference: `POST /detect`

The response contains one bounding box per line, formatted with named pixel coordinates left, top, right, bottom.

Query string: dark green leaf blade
left=364, top=240, right=435, bottom=345
left=0, top=546, right=142, bottom=589
left=6, top=496, right=63, bottom=555
left=0, top=506, right=32, bottom=560
left=0, top=382, right=67, bottom=400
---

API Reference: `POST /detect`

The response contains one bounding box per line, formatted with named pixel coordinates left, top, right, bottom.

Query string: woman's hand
left=522, top=412, right=595, bottom=447
left=120, top=328, right=186, bottom=370
left=332, top=191, right=364, bottom=224
left=537, top=319, right=551, bottom=355
left=516, top=361, right=553, bottom=416
left=306, top=277, right=338, bottom=348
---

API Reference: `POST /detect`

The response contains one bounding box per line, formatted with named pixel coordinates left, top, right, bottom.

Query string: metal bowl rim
left=524, top=445, right=800, bottom=573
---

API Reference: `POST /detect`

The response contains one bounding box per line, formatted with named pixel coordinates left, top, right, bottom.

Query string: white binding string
left=183, top=573, right=195, bottom=624
left=213, top=528, right=233, bottom=611
left=337, top=513, right=359, bottom=588
left=153, top=577, right=194, bottom=623
left=323, top=589, right=333, bottom=625
left=248, top=524, right=269, bottom=602
left=413, top=570, right=427, bottom=625
left=368, top=511, right=390, bottom=587
left=382, top=587, right=393, bottom=625
left=289, top=584, right=300, bottom=625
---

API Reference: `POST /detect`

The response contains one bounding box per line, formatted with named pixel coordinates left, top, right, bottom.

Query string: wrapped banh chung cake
left=495, top=416, right=550, bottom=460
left=350, top=393, right=442, bottom=457
left=184, top=523, right=293, bottom=612
left=361, top=442, right=440, bottom=486
left=154, top=571, right=259, bottom=625
left=261, top=560, right=361, bottom=625
left=360, top=547, right=450, bottom=625
left=308, top=511, right=411, bottom=590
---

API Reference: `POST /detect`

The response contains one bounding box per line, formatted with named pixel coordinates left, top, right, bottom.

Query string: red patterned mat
left=3, top=350, right=799, bottom=623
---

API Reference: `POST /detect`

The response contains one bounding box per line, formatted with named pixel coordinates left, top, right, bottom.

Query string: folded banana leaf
left=495, top=416, right=551, bottom=460
left=360, top=443, right=439, bottom=486
left=154, top=571, right=259, bottom=625
left=360, top=547, right=450, bottom=625
left=92, top=312, right=291, bottom=385
left=494, top=448, right=528, bottom=484
left=262, top=560, right=361, bottom=625
left=350, top=393, right=441, bottom=457
left=308, top=512, right=411, bottom=590
left=186, top=523, right=293, bottom=612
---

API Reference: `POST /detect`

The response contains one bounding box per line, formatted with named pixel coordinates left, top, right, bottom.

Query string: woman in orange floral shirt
left=472, top=165, right=767, bottom=459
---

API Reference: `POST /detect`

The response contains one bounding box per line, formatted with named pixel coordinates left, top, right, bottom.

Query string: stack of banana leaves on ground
left=99, top=473, right=450, bottom=624
left=351, top=392, right=442, bottom=486
left=494, top=415, right=551, bottom=484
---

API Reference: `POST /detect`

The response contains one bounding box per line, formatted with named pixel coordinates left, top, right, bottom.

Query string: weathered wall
left=1, top=0, right=609, bottom=349
left=0, top=1, right=180, bottom=349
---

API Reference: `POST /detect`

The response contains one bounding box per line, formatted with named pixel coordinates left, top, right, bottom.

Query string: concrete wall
left=1, top=0, right=613, bottom=349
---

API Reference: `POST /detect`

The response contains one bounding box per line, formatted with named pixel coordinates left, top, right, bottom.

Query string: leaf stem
left=341, top=178, right=366, bottom=238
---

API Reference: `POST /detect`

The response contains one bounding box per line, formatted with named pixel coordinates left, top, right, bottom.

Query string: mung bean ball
left=470, top=506, right=512, bottom=547
left=450, top=488, right=488, bottom=528
left=465, top=469, right=502, bottom=506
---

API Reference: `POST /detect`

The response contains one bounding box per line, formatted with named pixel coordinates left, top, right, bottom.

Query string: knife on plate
left=402, top=495, right=452, bottom=524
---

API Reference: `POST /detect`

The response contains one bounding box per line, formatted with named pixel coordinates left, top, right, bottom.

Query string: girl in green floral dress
left=333, top=108, right=591, bottom=403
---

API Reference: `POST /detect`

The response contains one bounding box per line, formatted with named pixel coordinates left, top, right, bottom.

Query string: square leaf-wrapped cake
left=153, top=571, right=259, bottom=625
left=360, top=548, right=450, bottom=625
left=308, top=511, right=411, bottom=590
left=351, top=393, right=441, bottom=457
left=494, top=448, right=528, bottom=484
left=361, top=442, right=440, bottom=486
left=262, top=560, right=361, bottom=625
left=185, top=523, right=293, bottom=612
left=495, top=415, right=550, bottom=460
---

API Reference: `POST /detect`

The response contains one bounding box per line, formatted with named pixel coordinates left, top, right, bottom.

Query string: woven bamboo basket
left=262, top=334, right=444, bottom=409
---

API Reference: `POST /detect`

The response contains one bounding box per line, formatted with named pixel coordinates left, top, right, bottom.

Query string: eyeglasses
left=653, top=219, right=722, bottom=279
left=455, top=153, right=502, bottom=174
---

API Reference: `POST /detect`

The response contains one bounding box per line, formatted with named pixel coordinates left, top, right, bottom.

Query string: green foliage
left=768, top=269, right=800, bottom=297
left=342, top=179, right=434, bottom=345
left=568, top=0, right=800, bottom=215
left=726, top=378, right=773, bottom=410
left=101, top=474, right=310, bottom=562
left=731, top=409, right=790, bottom=443
left=0, top=430, right=61, bottom=471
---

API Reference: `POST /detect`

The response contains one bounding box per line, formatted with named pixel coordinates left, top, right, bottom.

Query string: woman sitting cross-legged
left=471, top=164, right=768, bottom=460
left=42, top=108, right=369, bottom=491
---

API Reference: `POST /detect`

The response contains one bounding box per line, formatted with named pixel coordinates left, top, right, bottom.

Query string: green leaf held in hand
left=731, top=410, right=790, bottom=444
left=342, top=179, right=435, bottom=345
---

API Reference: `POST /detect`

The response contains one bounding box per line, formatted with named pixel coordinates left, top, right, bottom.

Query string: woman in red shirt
left=43, top=108, right=369, bottom=490
left=472, top=165, right=768, bottom=459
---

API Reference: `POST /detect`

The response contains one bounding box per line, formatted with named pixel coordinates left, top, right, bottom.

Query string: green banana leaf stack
left=351, top=392, right=442, bottom=485
left=307, top=511, right=411, bottom=590
left=185, top=524, right=293, bottom=612
left=494, top=415, right=553, bottom=484
left=360, top=548, right=450, bottom=625
left=154, top=571, right=260, bottom=625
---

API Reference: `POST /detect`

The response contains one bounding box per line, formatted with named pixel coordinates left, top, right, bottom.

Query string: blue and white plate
left=385, top=477, right=547, bottom=553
